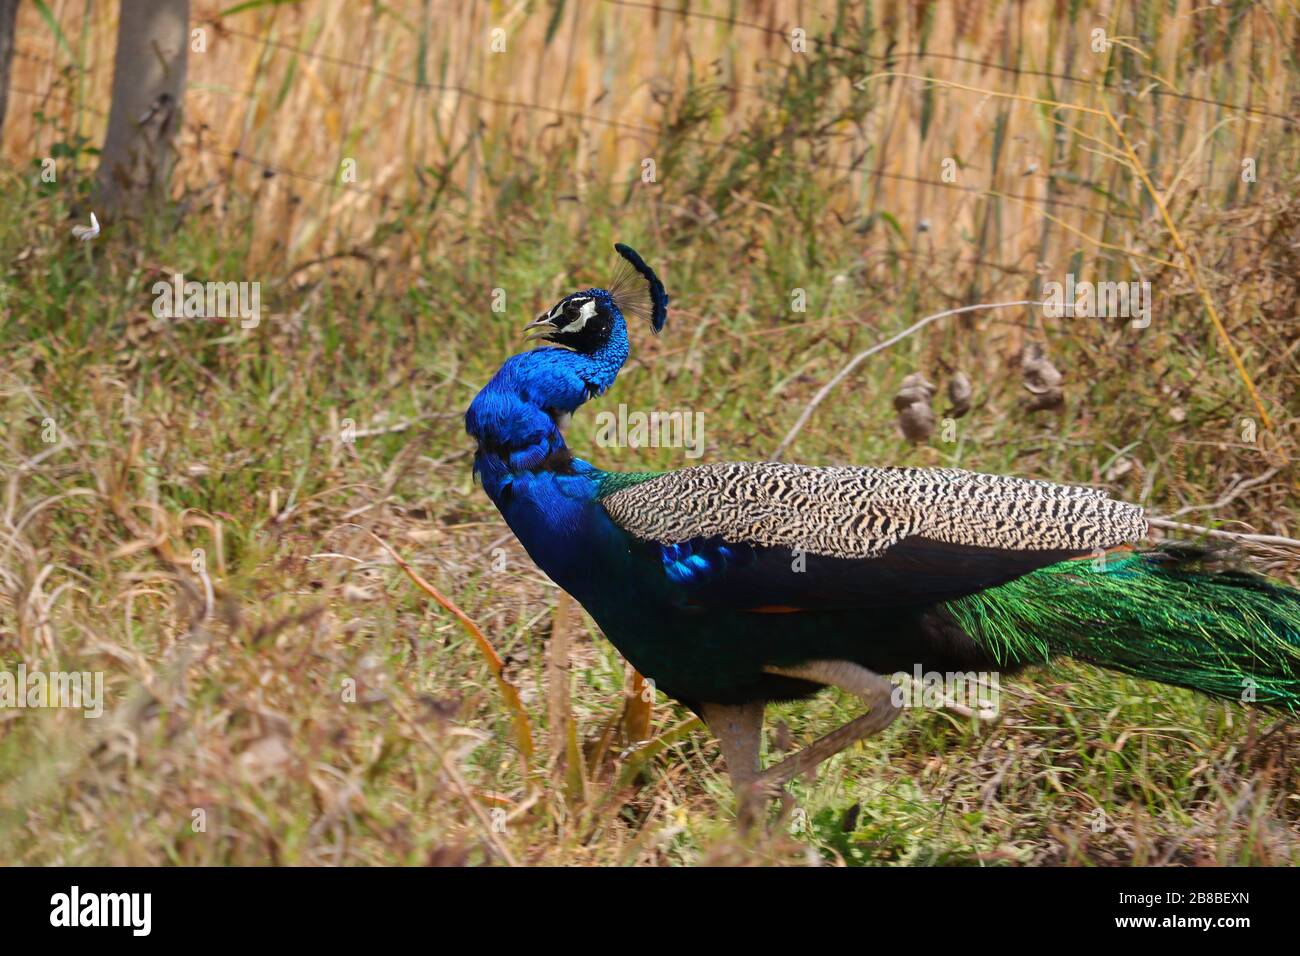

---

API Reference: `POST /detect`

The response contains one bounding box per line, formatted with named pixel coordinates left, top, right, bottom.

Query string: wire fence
left=8, top=3, right=1297, bottom=252
left=607, top=0, right=1299, bottom=124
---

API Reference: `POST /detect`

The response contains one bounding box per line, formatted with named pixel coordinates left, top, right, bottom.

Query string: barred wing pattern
left=600, top=462, right=1147, bottom=559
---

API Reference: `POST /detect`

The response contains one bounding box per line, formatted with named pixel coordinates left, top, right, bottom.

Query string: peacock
left=465, top=243, right=1300, bottom=804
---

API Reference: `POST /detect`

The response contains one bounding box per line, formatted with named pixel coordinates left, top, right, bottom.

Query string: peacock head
left=522, top=288, right=622, bottom=353
left=465, top=244, right=669, bottom=472
left=520, top=243, right=669, bottom=356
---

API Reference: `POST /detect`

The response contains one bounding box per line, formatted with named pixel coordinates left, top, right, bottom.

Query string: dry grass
left=1, top=0, right=1298, bottom=865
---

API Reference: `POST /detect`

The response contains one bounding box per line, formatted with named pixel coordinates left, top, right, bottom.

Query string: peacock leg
left=698, top=700, right=765, bottom=794
left=756, top=660, right=901, bottom=789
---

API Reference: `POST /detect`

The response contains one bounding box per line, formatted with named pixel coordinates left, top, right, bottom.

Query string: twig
left=772, top=300, right=1041, bottom=460
left=1166, top=466, right=1282, bottom=519
left=894, top=673, right=998, bottom=719
left=1147, top=517, right=1300, bottom=551
left=861, top=71, right=1106, bottom=117
left=314, top=413, right=455, bottom=445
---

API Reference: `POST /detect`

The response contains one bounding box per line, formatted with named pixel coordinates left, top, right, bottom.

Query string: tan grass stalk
left=354, top=526, right=535, bottom=762
left=1099, top=97, right=1276, bottom=440
left=546, top=591, right=574, bottom=769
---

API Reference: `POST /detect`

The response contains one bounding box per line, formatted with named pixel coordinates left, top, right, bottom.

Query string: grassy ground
left=2, top=171, right=1297, bottom=865
left=2, top=1, right=1299, bottom=865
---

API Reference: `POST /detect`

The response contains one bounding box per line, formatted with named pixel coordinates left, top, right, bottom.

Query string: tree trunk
left=94, top=0, right=189, bottom=215
left=0, top=0, right=18, bottom=142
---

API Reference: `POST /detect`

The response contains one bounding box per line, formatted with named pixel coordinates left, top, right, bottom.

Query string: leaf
left=32, top=1, right=75, bottom=60
left=617, top=718, right=701, bottom=788
left=623, top=668, right=652, bottom=744
left=543, top=0, right=567, bottom=47
left=876, top=211, right=906, bottom=241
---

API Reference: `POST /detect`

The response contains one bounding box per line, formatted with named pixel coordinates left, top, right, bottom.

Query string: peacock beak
left=522, top=315, right=557, bottom=341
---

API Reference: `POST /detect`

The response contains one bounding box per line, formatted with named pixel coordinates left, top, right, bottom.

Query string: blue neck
left=465, top=321, right=628, bottom=492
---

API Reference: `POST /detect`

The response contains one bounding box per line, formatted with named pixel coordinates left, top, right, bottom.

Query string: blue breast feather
left=477, top=463, right=641, bottom=599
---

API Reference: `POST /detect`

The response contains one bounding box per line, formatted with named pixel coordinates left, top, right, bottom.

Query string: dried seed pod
left=897, top=402, right=936, bottom=441
left=894, top=372, right=937, bottom=441
left=946, top=371, right=972, bottom=418
left=893, top=372, right=936, bottom=409
left=1021, top=343, right=1064, bottom=411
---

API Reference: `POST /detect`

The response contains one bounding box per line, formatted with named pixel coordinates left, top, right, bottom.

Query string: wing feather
left=600, top=462, right=1145, bottom=558
left=599, top=462, right=1146, bottom=610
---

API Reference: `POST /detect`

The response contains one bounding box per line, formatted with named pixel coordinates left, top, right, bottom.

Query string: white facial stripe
left=557, top=297, right=597, bottom=334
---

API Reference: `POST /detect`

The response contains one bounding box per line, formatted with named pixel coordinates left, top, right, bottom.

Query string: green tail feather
left=945, top=545, right=1300, bottom=712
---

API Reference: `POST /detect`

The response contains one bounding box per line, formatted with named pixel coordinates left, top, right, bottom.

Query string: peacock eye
left=556, top=297, right=598, bottom=332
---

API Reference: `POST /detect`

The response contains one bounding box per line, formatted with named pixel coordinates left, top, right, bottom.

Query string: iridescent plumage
left=950, top=547, right=1300, bottom=711
left=466, top=245, right=1300, bottom=802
